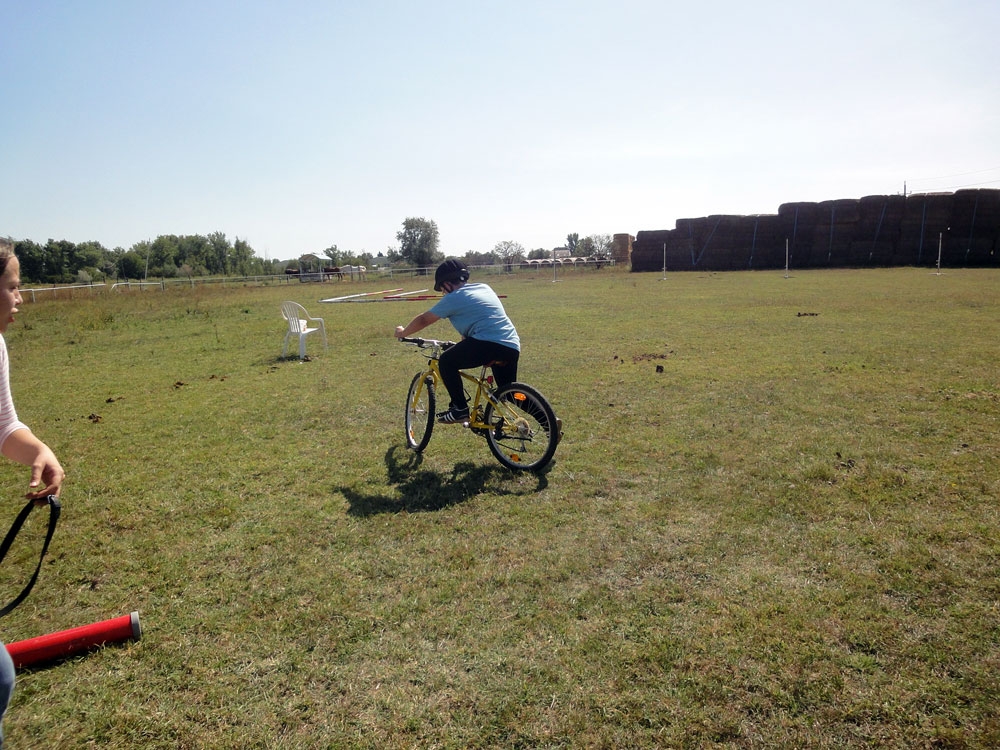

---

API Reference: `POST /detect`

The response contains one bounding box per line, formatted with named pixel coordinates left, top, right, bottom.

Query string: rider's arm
left=395, top=311, right=441, bottom=338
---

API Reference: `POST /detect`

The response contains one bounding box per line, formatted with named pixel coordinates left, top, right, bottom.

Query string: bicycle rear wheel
left=405, top=372, right=435, bottom=451
left=484, top=382, right=558, bottom=471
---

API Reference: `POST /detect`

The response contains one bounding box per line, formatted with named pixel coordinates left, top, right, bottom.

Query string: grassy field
left=0, top=266, right=997, bottom=748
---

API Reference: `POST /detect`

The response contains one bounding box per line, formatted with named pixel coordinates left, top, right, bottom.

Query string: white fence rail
left=21, top=261, right=617, bottom=302
left=21, top=283, right=107, bottom=302
left=23, top=275, right=295, bottom=301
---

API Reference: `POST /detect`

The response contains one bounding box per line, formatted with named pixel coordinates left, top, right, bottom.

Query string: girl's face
left=0, top=257, right=23, bottom=334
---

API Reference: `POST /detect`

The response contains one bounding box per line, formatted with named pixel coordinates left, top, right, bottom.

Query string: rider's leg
left=438, top=338, right=488, bottom=412
left=490, top=350, right=558, bottom=436
left=439, top=339, right=519, bottom=412
left=489, top=350, right=519, bottom=389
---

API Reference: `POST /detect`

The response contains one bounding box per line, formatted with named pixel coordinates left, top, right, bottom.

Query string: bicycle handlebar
left=399, top=336, right=455, bottom=350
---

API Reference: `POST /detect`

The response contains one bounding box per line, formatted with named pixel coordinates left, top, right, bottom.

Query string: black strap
left=0, top=495, right=61, bottom=618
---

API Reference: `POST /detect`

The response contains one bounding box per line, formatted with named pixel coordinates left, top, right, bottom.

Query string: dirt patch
left=613, top=352, right=673, bottom=364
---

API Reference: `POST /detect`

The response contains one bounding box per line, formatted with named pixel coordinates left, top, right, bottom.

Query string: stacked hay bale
left=814, top=199, right=860, bottom=265
left=611, top=233, right=634, bottom=265
left=844, top=194, right=906, bottom=266
left=951, top=189, right=1000, bottom=265
left=778, top=201, right=822, bottom=267
left=631, top=189, right=999, bottom=271
left=703, top=215, right=756, bottom=270
left=900, top=192, right=952, bottom=265
left=630, top=228, right=676, bottom=272
left=748, top=214, right=787, bottom=269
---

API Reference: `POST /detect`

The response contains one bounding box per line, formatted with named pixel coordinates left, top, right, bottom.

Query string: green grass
left=1, top=266, right=998, bottom=747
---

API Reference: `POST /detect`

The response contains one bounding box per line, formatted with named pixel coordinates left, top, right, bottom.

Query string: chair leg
left=299, top=335, right=307, bottom=359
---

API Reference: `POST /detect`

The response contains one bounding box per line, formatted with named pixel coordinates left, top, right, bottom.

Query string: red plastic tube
left=5, top=611, right=141, bottom=668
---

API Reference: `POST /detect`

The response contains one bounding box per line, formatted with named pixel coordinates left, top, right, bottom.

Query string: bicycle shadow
left=341, top=445, right=551, bottom=517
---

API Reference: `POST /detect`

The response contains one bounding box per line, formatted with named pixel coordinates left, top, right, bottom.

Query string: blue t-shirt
left=430, top=283, right=520, bottom=351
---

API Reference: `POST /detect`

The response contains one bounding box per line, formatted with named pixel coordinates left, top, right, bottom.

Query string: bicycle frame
left=410, top=342, right=515, bottom=431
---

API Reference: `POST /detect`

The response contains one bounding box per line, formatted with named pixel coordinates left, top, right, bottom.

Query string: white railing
left=110, top=281, right=165, bottom=291
left=21, top=262, right=618, bottom=302
left=21, top=283, right=107, bottom=302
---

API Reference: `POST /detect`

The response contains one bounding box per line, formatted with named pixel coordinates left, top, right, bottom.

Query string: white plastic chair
left=280, top=301, right=327, bottom=359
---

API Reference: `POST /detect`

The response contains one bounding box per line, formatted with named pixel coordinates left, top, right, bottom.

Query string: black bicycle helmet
left=434, top=259, right=470, bottom=291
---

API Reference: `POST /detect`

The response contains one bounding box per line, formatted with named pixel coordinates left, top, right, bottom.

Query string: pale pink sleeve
left=0, top=336, right=29, bottom=449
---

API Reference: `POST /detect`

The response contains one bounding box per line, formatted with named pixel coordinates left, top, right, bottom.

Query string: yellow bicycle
left=400, top=337, right=560, bottom=471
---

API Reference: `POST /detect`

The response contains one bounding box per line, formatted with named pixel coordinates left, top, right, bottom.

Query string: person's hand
left=27, top=446, right=64, bottom=501
left=394, top=326, right=405, bottom=338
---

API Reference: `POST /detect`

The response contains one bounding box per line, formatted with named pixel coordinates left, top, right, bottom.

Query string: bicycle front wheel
left=484, top=382, right=558, bottom=471
left=405, top=372, right=435, bottom=451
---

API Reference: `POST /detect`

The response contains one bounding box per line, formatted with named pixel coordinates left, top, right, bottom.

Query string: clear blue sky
left=2, top=1, right=998, bottom=261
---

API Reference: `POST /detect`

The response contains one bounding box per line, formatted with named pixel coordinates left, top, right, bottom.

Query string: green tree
left=230, top=238, right=255, bottom=276
left=586, top=233, right=612, bottom=257
left=206, top=232, right=230, bottom=275
left=176, top=235, right=207, bottom=272
left=100, top=250, right=121, bottom=281
left=322, top=245, right=342, bottom=266
left=459, top=250, right=498, bottom=266
left=74, top=241, right=108, bottom=279
left=527, top=248, right=549, bottom=260
left=148, top=235, right=180, bottom=277
left=119, top=249, right=146, bottom=280
left=14, top=240, right=44, bottom=282
left=566, top=233, right=579, bottom=254
left=43, top=239, right=76, bottom=282
left=261, top=256, right=280, bottom=275
left=493, top=240, right=525, bottom=273
left=396, top=217, right=441, bottom=269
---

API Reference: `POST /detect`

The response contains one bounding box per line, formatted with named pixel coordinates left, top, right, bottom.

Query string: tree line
left=7, top=219, right=614, bottom=284
left=388, top=219, right=613, bottom=272
left=9, top=233, right=269, bottom=285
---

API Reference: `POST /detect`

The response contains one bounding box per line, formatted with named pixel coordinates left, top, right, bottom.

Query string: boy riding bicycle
left=394, top=260, right=520, bottom=424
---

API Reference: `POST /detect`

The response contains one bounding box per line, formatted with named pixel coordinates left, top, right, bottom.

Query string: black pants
left=439, top=338, right=519, bottom=409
